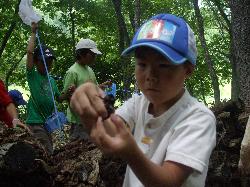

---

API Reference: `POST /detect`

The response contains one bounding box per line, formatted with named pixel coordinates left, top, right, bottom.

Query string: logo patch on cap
left=137, top=19, right=177, bottom=44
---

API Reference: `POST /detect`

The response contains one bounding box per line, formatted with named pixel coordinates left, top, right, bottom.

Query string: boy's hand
left=103, top=80, right=112, bottom=87
left=12, top=119, right=31, bottom=133
left=99, top=80, right=112, bottom=89
left=70, top=82, right=107, bottom=128
left=90, top=114, right=136, bottom=159
left=67, top=84, right=76, bottom=98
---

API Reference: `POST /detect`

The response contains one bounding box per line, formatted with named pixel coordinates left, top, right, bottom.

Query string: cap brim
left=17, top=99, right=27, bottom=105
left=121, top=41, right=187, bottom=65
left=90, top=48, right=102, bottom=55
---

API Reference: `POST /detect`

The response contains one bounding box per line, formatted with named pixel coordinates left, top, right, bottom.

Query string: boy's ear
left=184, top=63, right=194, bottom=79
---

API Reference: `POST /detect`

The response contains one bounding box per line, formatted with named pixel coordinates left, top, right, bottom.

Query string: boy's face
left=36, top=58, right=54, bottom=75
left=135, top=47, right=193, bottom=108
left=78, top=51, right=96, bottom=65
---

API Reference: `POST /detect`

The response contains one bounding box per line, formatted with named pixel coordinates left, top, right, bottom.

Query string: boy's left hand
left=90, top=114, right=136, bottom=159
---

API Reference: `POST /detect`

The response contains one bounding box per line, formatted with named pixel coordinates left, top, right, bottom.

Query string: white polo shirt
left=116, top=89, right=216, bottom=187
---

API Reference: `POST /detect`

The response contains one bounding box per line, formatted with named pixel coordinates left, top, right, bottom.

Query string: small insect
left=103, top=94, right=115, bottom=119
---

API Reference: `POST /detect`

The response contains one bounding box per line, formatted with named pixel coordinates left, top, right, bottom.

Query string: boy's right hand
left=67, top=84, right=76, bottom=97
left=70, top=82, right=108, bottom=129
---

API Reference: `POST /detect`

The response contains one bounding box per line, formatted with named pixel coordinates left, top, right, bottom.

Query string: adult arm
left=6, top=103, right=18, bottom=119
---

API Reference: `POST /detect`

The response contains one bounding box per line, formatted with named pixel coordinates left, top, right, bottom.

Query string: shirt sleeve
left=0, top=80, right=13, bottom=106
left=165, top=112, right=216, bottom=173
left=88, top=67, right=98, bottom=84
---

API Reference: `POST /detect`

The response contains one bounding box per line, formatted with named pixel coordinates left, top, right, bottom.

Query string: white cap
left=75, top=38, right=102, bottom=54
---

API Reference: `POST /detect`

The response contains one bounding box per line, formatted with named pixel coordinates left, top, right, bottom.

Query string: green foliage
left=0, top=0, right=233, bottom=105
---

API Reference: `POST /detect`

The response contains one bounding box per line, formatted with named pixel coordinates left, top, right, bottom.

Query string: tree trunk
left=210, top=0, right=240, bottom=102
left=230, top=38, right=240, bottom=102
left=193, top=0, right=221, bottom=105
left=229, top=0, right=250, bottom=110
left=111, top=0, right=130, bottom=55
left=111, top=0, right=131, bottom=100
left=134, top=0, right=141, bottom=31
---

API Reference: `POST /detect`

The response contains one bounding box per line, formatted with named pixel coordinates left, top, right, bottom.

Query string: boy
left=26, top=22, right=60, bottom=154
left=70, top=14, right=216, bottom=187
left=59, top=38, right=111, bottom=141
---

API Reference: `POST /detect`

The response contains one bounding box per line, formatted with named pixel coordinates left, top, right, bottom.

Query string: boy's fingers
left=70, top=91, right=88, bottom=116
left=71, top=90, right=99, bottom=126
left=86, top=86, right=107, bottom=119
left=91, top=117, right=108, bottom=147
left=90, top=119, right=98, bottom=143
left=98, top=87, right=105, bottom=98
left=70, top=82, right=108, bottom=124
left=110, top=114, right=126, bottom=133
left=97, top=118, right=115, bottom=150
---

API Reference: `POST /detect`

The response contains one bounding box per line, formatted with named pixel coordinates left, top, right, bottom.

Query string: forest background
left=0, top=0, right=249, bottom=113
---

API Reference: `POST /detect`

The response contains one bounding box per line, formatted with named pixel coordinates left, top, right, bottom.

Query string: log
left=0, top=125, right=126, bottom=187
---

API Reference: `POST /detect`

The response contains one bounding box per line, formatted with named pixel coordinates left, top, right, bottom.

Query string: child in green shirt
left=26, top=22, right=60, bottom=154
left=59, top=39, right=111, bottom=141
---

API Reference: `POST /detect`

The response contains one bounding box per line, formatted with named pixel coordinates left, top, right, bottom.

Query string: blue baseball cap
left=34, top=45, right=57, bottom=61
left=122, top=14, right=197, bottom=65
left=8, top=90, right=27, bottom=106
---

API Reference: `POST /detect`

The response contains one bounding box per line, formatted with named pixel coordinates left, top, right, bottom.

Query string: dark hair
left=75, top=48, right=92, bottom=60
left=134, top=46, right=163, bottom=60
left=134, top=46, right=192, bottom=65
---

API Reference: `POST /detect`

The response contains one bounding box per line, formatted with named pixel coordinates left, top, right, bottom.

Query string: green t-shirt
left=26, top=67, right=60, bottom=124
left=62, top=63, right=97, bottom=124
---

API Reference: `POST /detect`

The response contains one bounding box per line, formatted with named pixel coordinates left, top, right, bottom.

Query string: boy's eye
left=136, top=62, right=146, bottom=68
left=159, top=63, right=176, bottom=69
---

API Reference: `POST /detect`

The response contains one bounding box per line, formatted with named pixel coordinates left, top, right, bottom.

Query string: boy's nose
left=146, top=68, right=158, bottom=82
